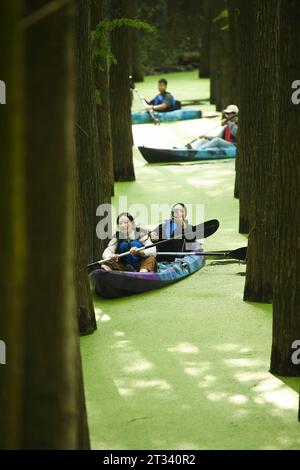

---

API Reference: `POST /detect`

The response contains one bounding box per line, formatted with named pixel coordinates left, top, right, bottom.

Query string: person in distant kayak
left=193, top=104, right=238, bottom=150
left=142, top=78, right=181, bottom=112
left=102, top=213, right=157, bottom=273
left=151, top=203, right=199, bottom=261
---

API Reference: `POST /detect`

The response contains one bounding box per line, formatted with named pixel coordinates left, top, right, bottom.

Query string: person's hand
left=130, top=247, right=144, bottom=256
left=150, top=232, right=159, bottom=241
left=145, top=105, right=153, bottom=111
left=111, top=254, right=119, bottom=261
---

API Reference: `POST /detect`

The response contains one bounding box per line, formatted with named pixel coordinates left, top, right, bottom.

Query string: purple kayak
left=89, top=252, right=205, bottom=299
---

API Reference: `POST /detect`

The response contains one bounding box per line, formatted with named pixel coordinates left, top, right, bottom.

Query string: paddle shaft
left=186, top=113, right=238, bottom=146
left=88, top=229, right=199, bottom=270
left=134, top=88, right=160, bottom=125
left=156, top=249, right=246, bottom=261
left=87, top=220, right=219, bottom=270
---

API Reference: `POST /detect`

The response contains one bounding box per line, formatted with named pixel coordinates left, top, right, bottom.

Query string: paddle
left=87, top=219, right=219, bottom=270
left=132, top=82, right=160, bottom=125
left=156, top=246, right=247, bottom=262
left=185, top=113, right=238, bottom=149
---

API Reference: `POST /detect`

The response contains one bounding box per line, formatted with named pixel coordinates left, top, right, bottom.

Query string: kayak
left=138, top=145, right=237, bottom=163
left=89, top=251, right=205, bottom=299
left=132, top=108, right=202, bottom=125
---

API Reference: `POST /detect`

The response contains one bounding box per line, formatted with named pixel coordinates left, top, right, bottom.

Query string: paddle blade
left=203, top=219, right=220, bottom=239
left=228, top=246, right=247, bottom=261
left=184, top=219, right=219, bottom=241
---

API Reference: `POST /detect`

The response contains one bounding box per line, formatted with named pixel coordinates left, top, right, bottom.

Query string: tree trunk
left=75, top=0, right=98, bottom=334
left=227, top=0, right=240, bottom=106
left=110, top=0, right=135, bottom=182
left=21, top=0, right=90, bottom=449
left=218, top=26, right=231, bottom=110
left=130, top=0, right=144, bottom=82
left=76, top=0, right=105, bottom=259
left=92, top=0, right=114, bottom=198
left=0, top=0, right=25, bottom=449
left=270, top=0, right=300, bottom=377
left=209, top=0, right=226, bottom=108
left=243, top=1, right=279, bottom=303
left=236, top=1, right=256, bottom=233
left=199, top=0, right=210, bottom=78
left=229, top=0, right=241, bottom=199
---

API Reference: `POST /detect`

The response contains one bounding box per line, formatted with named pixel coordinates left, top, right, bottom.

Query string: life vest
left=153, top=92, right=176, bottom=110
left=116, top=238, right=144, bottom=269
left=224, top=125, right=237, bottom=143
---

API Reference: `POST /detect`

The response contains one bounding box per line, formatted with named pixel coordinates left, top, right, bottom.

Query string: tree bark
left=199, top=0, right=210, bottom=78
left=243, top=1, right=279, bottom=303
left=228, top=0, right=241, bottom=199
left=130, top=0, right=144, bottom=82
left=75, top=0, right=98, bottom=334
left=235, top=1, right=256, bottom=233
left=110, top=0, right=135, bottom=182
left=270, top=0, right=300, bottom=377
left=92, top=0, right=114, bottom=197
left=76, top=0, right=105, bottom=259
left=21, top=0, right=90, bottom=448
left=0, top=0, right=25, bottom=449
left=209, top=0, right=226, bottom=108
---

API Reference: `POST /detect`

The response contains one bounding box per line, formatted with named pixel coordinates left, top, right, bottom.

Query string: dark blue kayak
left=90, top=252, right=205, bottom=299
left=138, top=145, right=236, bottom=163
left=132, top=108, right=202, bottom=124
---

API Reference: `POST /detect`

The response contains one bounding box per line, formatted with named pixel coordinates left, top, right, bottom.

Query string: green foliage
left=137, top=0, right=203, bottom=74
left=213, top=8, right=229, bottom=32
left=213, top=9, right=229, bottom=23
left=91, top=17, right=155, bottom=69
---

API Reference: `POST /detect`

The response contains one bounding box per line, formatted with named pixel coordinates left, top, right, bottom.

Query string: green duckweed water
left=81, top=70, right=300, bottom=450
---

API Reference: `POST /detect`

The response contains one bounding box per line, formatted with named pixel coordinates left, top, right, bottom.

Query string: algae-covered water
left=81, top=71, right=300, bottom=450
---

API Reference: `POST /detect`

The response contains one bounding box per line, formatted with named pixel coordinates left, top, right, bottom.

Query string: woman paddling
left=151, top=203, right=199, bottom=261
left=102, top=212, right=157, bottom=273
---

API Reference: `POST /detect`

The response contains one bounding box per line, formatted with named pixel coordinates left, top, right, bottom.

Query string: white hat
left=223, top=104, right=239, bottom=114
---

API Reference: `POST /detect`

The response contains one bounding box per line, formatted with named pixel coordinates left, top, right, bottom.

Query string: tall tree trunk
left=0, top=0, right=25, bottom=449
left=236, top=1, right=256, bottom=233
left=110, top=0, right=135, bottom=182
left=76, top=0, right=105, bottom=259
left=199, top=0, right=210, bottom=78
left=92, top=0, right=114, bottom=197
left=243, top=1, right=279, bottom=303
left=209, top=0, right=226, bottom=108
left=218, top=26, right=231, bottom=110
left=75, top=0, right=98, bottom=334
left=229, top=0, right=241, bottom=199
left=270, top=0, right=300, bottom=377
left=227, top=0, right=240, bottom=106
left=130, top=0, right=144, bottom=82
left=21, top=0, right=90, bottom=449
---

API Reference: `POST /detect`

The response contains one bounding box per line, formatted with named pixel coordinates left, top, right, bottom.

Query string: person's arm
left=102, top=238, right=118, bottom=260
left=227, top=120, right=238, bottom=138
left=142, top=235, right=156, bottom=257
left=150, top=223, right=163, bottom=241
left=153, top=102, right=167, bottom=111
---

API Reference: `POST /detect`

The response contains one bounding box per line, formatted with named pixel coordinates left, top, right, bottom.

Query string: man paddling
left=192, top=104, right=238, bottom=150
left=142, top=78, right=181, bottom=113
